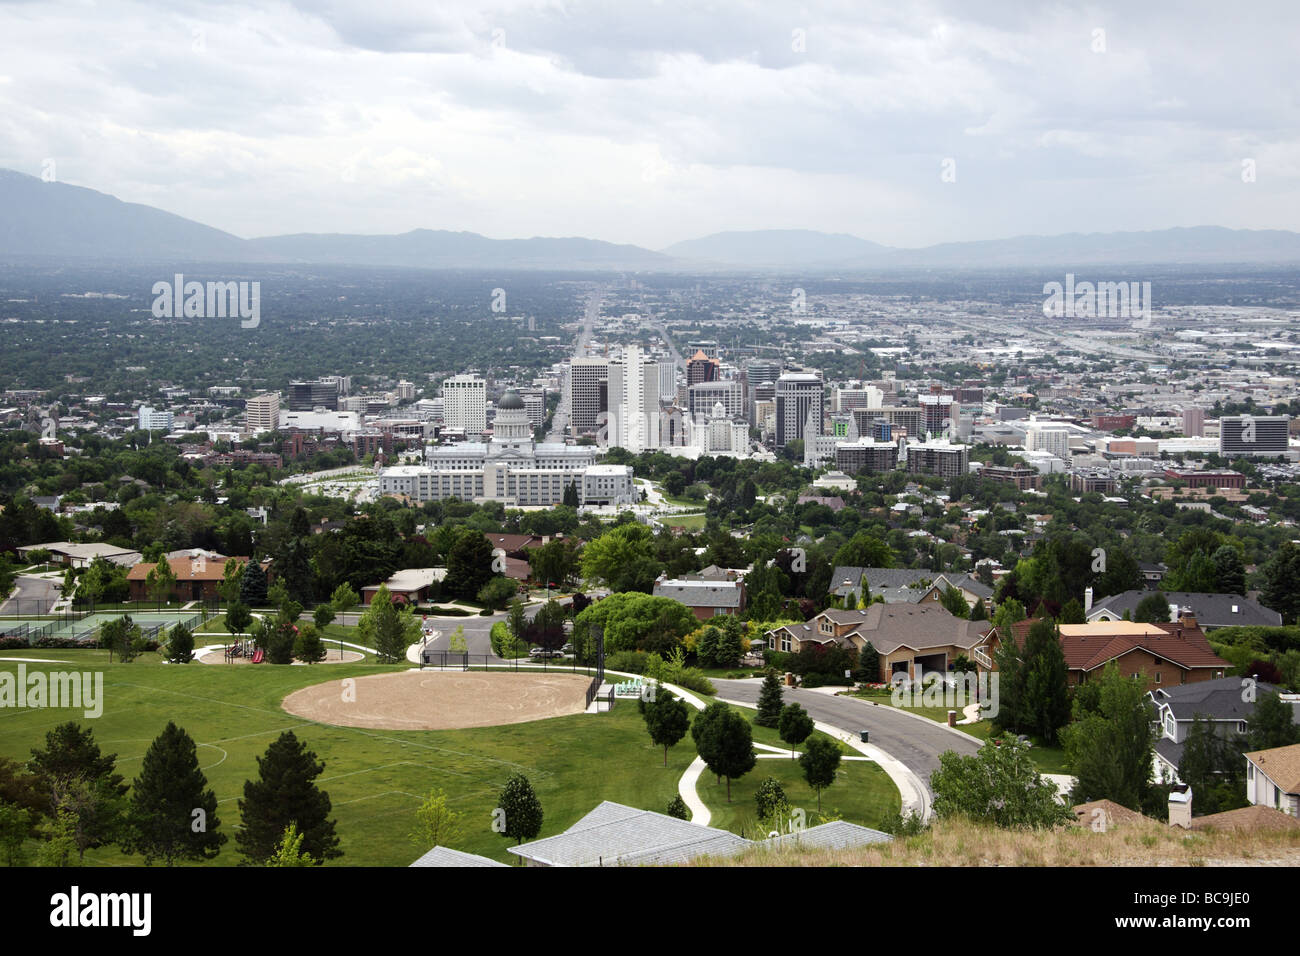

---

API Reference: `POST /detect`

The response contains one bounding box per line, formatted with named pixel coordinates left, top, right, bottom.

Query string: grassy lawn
left=662, top=513, right=707, bottom=530
left=0, top=658, right=695, bottom=866
left=696, top=756, right=900, bottom=837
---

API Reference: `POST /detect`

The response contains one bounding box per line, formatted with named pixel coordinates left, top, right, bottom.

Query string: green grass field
left=0, top=656, right=708, bottom=866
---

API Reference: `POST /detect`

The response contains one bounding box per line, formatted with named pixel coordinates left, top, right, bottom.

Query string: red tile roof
left=997, top=618, right=1229, bottom=673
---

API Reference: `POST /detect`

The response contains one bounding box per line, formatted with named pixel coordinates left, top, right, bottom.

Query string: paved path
left=713, top=679, right=983, bottom=813
left=0, top=574, right=61, bottom=616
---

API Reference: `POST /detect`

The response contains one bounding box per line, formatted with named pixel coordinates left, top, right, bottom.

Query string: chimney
left=1168, top=784, right=1192, bottom=828
left=1180, top=613, right=1197, bottom=631
left=1083, top=586, right=1093, bottom=615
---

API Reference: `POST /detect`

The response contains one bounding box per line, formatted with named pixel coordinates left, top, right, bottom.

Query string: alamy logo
left=151, top=274, right=260, bottom=328
left=50, top=886, right=151, bottom=936
left=0, top=665, right=103, bottom=718
left=1042, top=274, right=1151, bottom=319
left=892, top=670, right=999, bottom=719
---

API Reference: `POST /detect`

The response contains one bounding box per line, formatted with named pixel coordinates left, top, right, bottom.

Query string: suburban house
left=126, top=552, right=251, bottom=603
left=652, top=574, right=746, bottom=619
left=1077, top=795, right=1300, bottom=833
left=1088, top=590, right=1282, bottom=631
left=362, top=567, right=448, bottom=605
left=484, top=532, right=563, bottom=583
left=829, top=565, right=993, bottom=609
left=765, top=604, right=992, bottom=682
left=1146, top=677, right=1300, bottom=783
left=506, top=800, right=890, bottom=867
left=975, top=617, right=1230, bottom=691
left=1245, top=742, right=1300, bottom=817
left=18, top=541, right=142, bottom=569
left=409, top=846, right=509, bottom=867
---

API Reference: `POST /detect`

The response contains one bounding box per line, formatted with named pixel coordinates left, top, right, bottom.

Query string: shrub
left=606, top=650, right=649, bottom=674
left=0, top=636, right=29, bottom=650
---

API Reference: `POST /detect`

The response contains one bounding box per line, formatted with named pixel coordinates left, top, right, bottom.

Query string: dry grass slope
left=691, top=815, right=1300, bottom=867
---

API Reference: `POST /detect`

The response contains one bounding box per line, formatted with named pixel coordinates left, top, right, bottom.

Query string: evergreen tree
left=1211, top=546, right=1246, bottom=595
left=1178, top=716, right=1247, bottom=816
left=563, top=482, right=580, bottom=508
left=1249, top=691, right=1300, bottom=750
left=754, top=776, right=787, bottom=820
left=358, top=585, right=421, bottom=663
left=665, top=794, right=689, bottom=820
left=496, top=773, right=543, bottom=845
left=28, top=723, right=128, bottom=859
left=640, top=688, right=691, bottom=765
left=239, top=559, right=269, bottom=606
left=1021, top=618, right=1070, bottom=744
left=166, top=622, right=194, bottom=664
left=1061, top=664, right=1156, bottom=811
left=293, top=622, right=327, bottom=663
left=1057, top=598, right=1085, bottom=625
left=969, top=597, right=988, bottom=621
left=123, top=722, right=225, bottom=865
left=1134, top=593, right=1172, bottom=624
left=446, top=528, right=495, bottom=600
left=755, top=668, right=785, bottom=727
left=1262, top=542, right=1300, bottom=624
left=939, top=585, right=970, bottom=619
left=855, top=642, right=880, bottom=683
left=236, top=731, right=340, bottom=865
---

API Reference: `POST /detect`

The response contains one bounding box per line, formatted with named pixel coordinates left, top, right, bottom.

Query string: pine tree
left=496, top=773, right=543, bottom=845
left=123, top=722, right=225, bottom=865
left=754, top=668, right=785, bottom=727
left=293, top=623, right=327, bottom=663
left=166, top=622, right=195, bottom=663
left=236, top=731, right=340, bottom=865
left=1021, top=619, right=1070, bottom=744
left=239, top=559, right=269, bottom=606
left=665, top=795, right=689, bottom=820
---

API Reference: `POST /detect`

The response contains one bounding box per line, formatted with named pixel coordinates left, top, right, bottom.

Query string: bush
left=606, top=650, right=649, bottom=674
left=0, top=636, right=29, bottom=650
left=801, top=672, right=852, bottom=689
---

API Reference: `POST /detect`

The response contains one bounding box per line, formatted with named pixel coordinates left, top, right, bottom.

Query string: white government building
left=378, top=389, right=635, bottom=507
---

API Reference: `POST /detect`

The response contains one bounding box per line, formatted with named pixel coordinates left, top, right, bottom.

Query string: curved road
left=712, top=679, right=981, bottom=799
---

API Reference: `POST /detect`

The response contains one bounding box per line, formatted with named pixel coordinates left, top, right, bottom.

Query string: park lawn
left=696, top=756, right=900, bottom=837
left=663, top=513, right=707, bottom=530
left=0, top=659, right=690, bottom=866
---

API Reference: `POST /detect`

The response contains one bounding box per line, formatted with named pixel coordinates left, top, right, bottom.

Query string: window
left=781, top=636, right=791, bottom=653
left=1154, top=672, right=1161, bottom=684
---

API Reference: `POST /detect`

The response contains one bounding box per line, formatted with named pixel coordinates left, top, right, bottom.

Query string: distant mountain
left=872, top=226, right=1300, bottom=269
left=0, top=169, right=252, bottom=262
left=3, top=169, right=1299, bottom=272
left=661, top=229, right=891, bottom=267
left=247, top=229, right=671, bottom=270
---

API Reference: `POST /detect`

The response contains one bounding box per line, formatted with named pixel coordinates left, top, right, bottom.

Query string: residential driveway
left=712, top=679, right=982, bottom=794
left=0, top=574, right=61, bottom=616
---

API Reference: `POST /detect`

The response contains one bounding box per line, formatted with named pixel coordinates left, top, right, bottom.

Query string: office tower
left=852, top=405, right=923, bottom=438
left=1183, top=407, right=1206, bottom=438
left=245, top=393, right=280, bottom=433
left=906, top=441, right=969, bottom=478
left=1219, top=415, right=1289, bottom=457
left=441, top=374, right=487, bottom=436
left=606, top=346, right=660, bottom=452
left=919, top=394, right=955, bottom=437
left=519, top=388, right=547, bottom=428
left=658, top=361, right=677, bottom=401
left=686, top=350, right=720, bottom=385
left=1025, top=424, right=1072, bottom=460
left=837, top=441, right=899, bottom=475
left=774, top=372, right=823, bottom=451
left=289, top=380, right=340, bottom=411
left=568, top=358, right=609, bottom=437
left=395, top=380, right=416, bottom=402
left=871, top=418, right=892, bottom=442
left=688, top=340, right=720, bottom=359
left=137, top=406, right=173, bottom=431
left=688, top=380, right=744, bottom=421
left=835, top=386, right=883, bottom=412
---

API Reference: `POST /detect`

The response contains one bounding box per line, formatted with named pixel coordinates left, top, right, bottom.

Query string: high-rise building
left=568, top=358, right=609, bottom=437
left=658, top=361, right=677, bottom=402
left=606, top=346, right=659, bottom=451
left=688, top=380, right=744, bottom=421
left=852, top=405, right=923, bottom=438
left=919, top=394, right=955, bottom=437
left=836, top=441, right=899, bottom=475
left=441, top=374, right=487, bottom=437
left=1183, top=407, right=1206, bottom=438
left=686, top=350, right=720, bottom=386
left=137, top=406, right=173, bottom=431
left=1025, top=424, right=1072, bottom=460
left=906, top=440, right=969, bottom=478
left=1219, top=415, right=1289, bottom=458
left=775, top=372, right=823, bottom=451
left=289, top=380, right=340, bottom=411
left=245, top=393, right=280, bottom=434
left=519, top=388, right=547, bottom=429
left=835, top=386, right=883, bottom=412
left=395, top=380, right=416, bottom=402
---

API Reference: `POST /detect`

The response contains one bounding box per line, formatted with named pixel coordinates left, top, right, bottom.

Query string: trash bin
left=859, top=730, right=869, bottom=743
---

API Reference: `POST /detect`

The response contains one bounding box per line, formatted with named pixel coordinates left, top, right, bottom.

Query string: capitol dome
left=497, top=390, right=525, bottom=410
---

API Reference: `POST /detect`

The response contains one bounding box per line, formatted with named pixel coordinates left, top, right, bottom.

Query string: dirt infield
left=280, top=670, right=592, bottom=730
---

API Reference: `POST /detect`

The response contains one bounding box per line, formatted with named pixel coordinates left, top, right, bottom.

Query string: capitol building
left=378, top=389, right=636, bottom=507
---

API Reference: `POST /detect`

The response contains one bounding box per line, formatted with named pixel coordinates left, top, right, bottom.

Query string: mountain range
left=4, top=168, right=1299, bottom=272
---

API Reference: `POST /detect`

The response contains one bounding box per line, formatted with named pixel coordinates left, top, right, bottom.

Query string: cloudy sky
left=1, top=0, right=1297, bottom=249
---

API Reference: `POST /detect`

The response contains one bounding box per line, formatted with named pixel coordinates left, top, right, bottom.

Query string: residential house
left=1088, top=590, right=1282, bottom=631
left=362, top=568, right=448, bottom=605
left=976, top=617, right=1230, bottom=691
left=1245, top=742, right=1300, bottom=817
left=127, top=552, right=250, bottom=602
left=829, top=565, right=992, bottom=610
left=652, top=574, right=746, bottom=620
left=409, top=846, right=509, bottom=867
left=765, top=604, right=991, bottom=682
left=17, top=541, right=142, bottom=569
left=1146, top=677, right=1300, bottom=783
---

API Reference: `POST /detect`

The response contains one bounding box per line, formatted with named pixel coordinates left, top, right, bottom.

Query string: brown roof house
left=975, top=617, right=1229, bottom=691
left=127, top=552, right=250, bottom=603
left=765, top=604, right=992, bottom=683
left=1245, top=742, right=1300, bottom=818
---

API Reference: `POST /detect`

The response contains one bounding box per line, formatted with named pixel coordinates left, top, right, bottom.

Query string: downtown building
left=836, top=440, right=900, bottom=476
left=245, top=392, right=280, bottom=434
left=567, top=357, right=609, bottom=438
left=288, top=380, right=340, bottom=411
left=606, top=346, right=660, bottom=452
left=774, top=372, right=824, bottom=452
left=906, top=440, right=969, bottom=478
left=688, top=380, right=744, bottom=421
left=1219, top=415, right=1290, bottom=458
left=442, top=374, right=487, bottom=438
left=378, top=390, right=634, bottom=507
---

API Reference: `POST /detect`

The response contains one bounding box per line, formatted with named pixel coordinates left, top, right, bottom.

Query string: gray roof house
left=508, top=801, right=893, bottom=867
left=652, top=575, right=746, bottom=618
left=409, top=846, right=510, bottom=867
left=1147, top=677, right=1300, bottom=783
left=1089, top=591, right=1282, bottom=631
left=830, top=566, right=992, bottom=608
